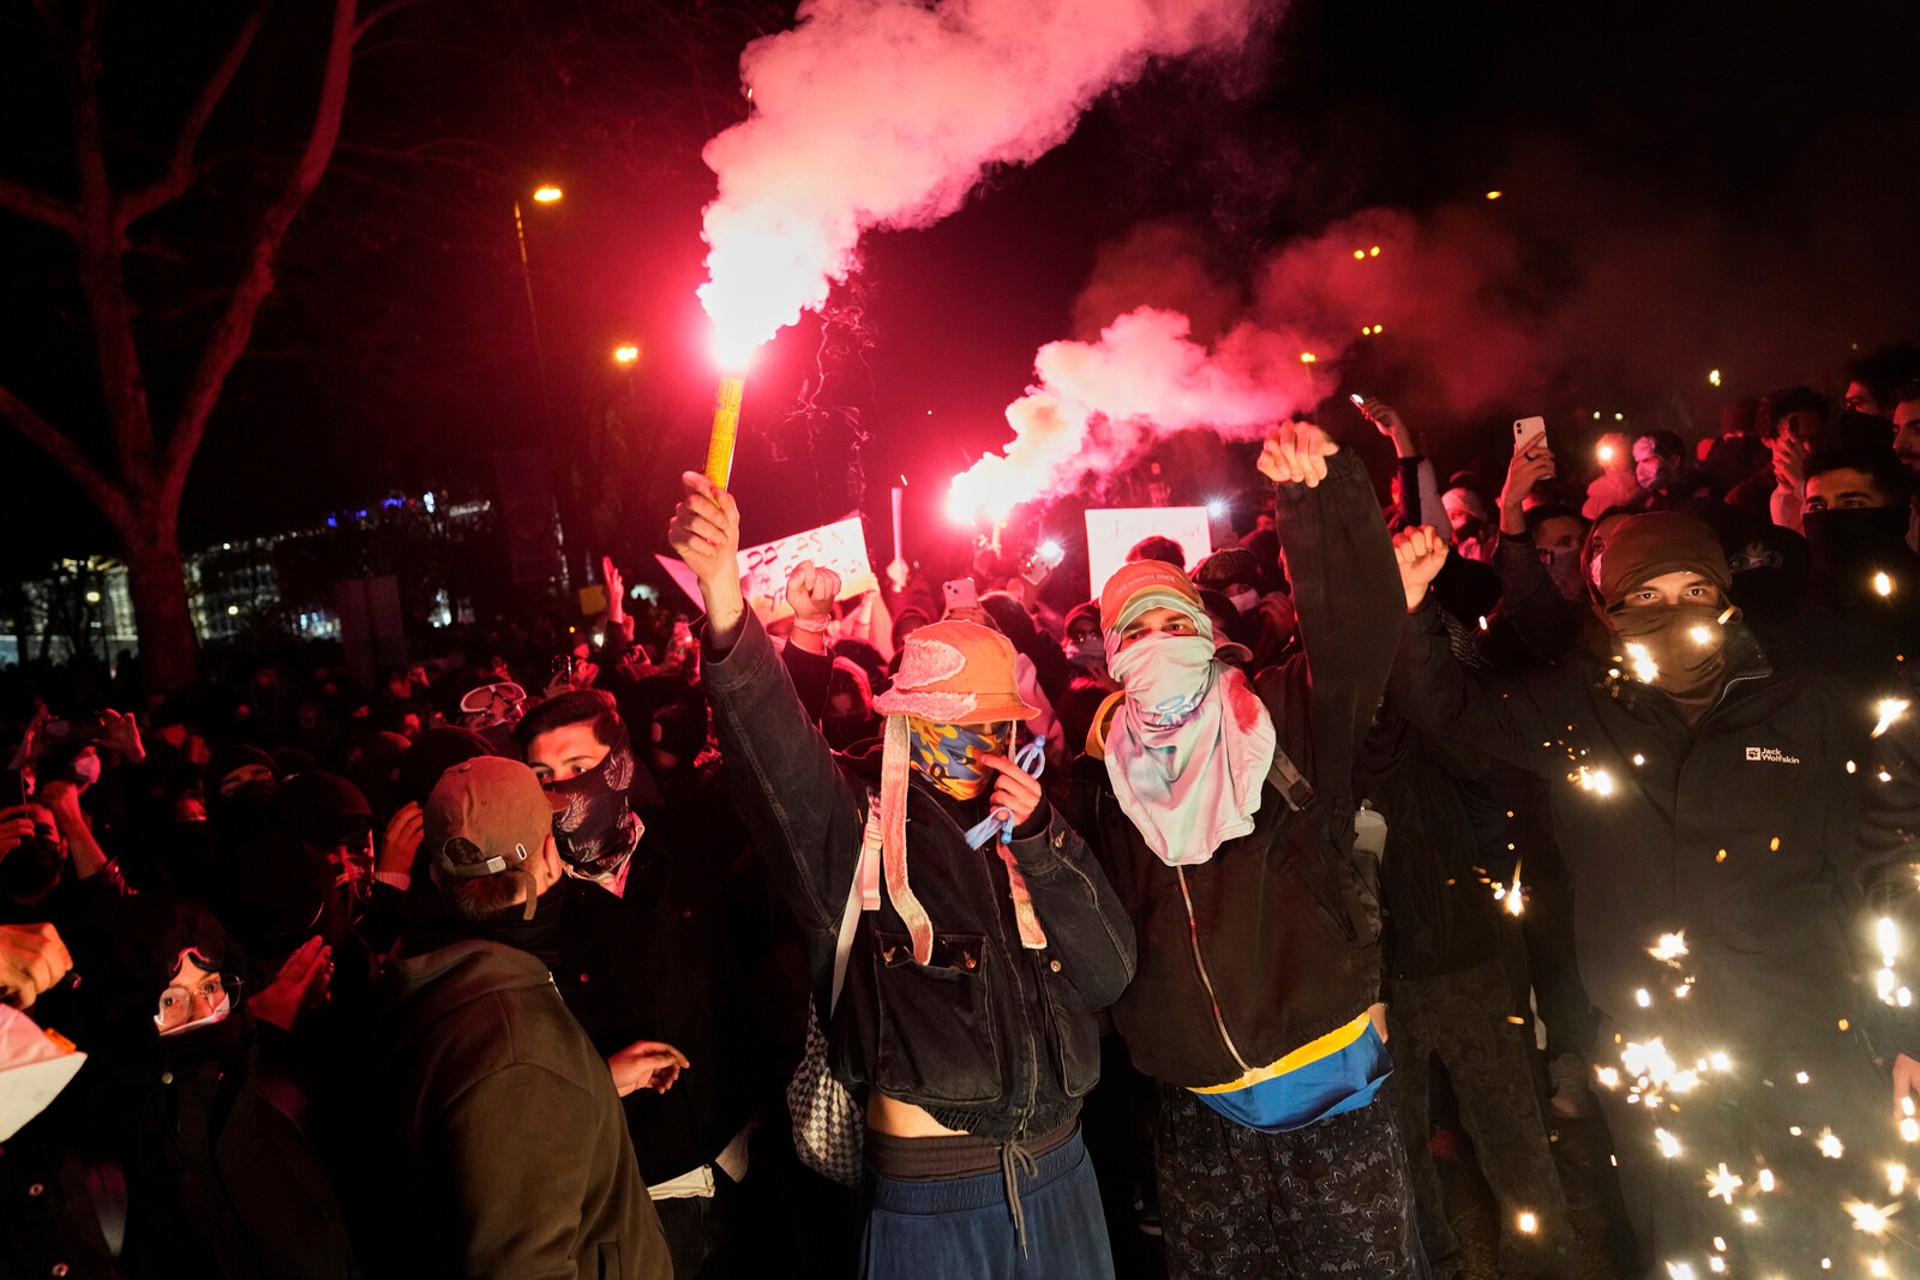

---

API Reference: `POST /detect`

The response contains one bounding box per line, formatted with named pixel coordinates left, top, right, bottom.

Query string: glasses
left=458, top=681, right=526, bottom=715
left=156, top=974, right=226, bottom=1030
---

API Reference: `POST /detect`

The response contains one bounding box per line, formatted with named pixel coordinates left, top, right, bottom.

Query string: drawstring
left=964, top=734, right=1049, bottom=949
left=1000, top=1136, right=1038, bottom=1256
left=962, top=734, right=1046, bottom=847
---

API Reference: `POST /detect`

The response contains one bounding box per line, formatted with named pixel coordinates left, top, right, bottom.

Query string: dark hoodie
left=374, top=935, right=670, bottom=1280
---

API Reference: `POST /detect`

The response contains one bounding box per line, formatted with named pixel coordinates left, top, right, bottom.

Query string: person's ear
left=533, top=833, right=563, bottom=889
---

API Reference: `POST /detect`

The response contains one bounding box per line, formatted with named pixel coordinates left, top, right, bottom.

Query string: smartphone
left=41, top=714, right=108, bottom=745
left=550, top=654, right=575, bottom=683
left=943, top=578, right=980, bottom=614
left=1512, top=416, right=1547, bottom=454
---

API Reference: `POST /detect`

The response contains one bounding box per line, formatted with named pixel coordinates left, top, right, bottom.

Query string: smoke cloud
left=698, top=0, right=1272, bottom=366
left=954, top=131, right=1914, bottom=511
left=948, top=306, right=1322, bottom=518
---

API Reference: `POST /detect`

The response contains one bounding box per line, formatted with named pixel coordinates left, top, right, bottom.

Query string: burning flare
left=698, top=0, right=1270, bottom=369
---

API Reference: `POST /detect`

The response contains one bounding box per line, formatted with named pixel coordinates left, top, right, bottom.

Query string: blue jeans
left=861, top=1131, right=1115, bottom=1280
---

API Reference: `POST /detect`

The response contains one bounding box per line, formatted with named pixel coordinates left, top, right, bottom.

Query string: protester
left=671, top=470, right=1137, bottom=1279
left=1391, top=512, right=1919, bottom=1276
left=372, top=757, right=672, bottom=1279
left=1069, top=423, right=1423, bottom=1277
left=516, top=683, right=770, bottom=1278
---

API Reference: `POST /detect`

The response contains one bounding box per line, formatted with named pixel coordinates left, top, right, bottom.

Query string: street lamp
left=512, top=184, right=563, bottom=426
left=613, top=343, right=639, bottom=365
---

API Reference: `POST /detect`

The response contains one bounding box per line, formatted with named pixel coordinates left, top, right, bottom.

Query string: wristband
left=793, top=618, right=829, bottom=634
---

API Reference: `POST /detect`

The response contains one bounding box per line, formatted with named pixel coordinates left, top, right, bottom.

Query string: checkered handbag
left=785, top=1002, right=863, bottom=1186
left=785, top=796, right=883, bottom=1186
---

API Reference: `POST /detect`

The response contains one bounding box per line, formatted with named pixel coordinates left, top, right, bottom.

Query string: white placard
left=1084, top=506, right=1214, bottom=596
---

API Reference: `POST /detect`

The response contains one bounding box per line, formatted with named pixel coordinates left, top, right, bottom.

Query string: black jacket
left=554, top=808, right=769, bottom=1186
left=702, top=610, right=1136, bottom=1141
left=1356, top=710, right=1507, bottom=981
left=1068, top=451, right=1402, bottom=1088
left=1390, top=593, right=1917, bottom=1053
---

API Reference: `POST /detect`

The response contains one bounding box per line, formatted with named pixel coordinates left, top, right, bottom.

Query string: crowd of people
left=5, top=341, right=1920, bottom=1280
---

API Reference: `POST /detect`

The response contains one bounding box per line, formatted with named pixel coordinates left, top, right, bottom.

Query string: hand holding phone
left=1512, top=416, right=1547, bottom=456
left=942, top=578, right=981, bottom=616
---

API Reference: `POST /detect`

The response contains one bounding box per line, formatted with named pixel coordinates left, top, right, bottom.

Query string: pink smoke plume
left=948, top=306, right=1325, bottom=520
left=950, top=204, right=1536, bottom=513
left=697, top=0, right=1270, bottom=368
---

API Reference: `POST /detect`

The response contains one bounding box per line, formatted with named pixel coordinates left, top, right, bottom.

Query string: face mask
left=1109, top=632, right=1217, bottom=727
left=906, top=718, right=1009, bottom=800
left=1607, top=602, right=1732, bottom=725
left=1802, top=507, right=1912, bottom=583
left=1540, top=546, right=1586, bottom=601
left=1227, top=589, right=1259, bottom=615
left=69, top=755, right=102, bottom=788
left=1635, top=459, right=1674, bottom=493
left=1070, top=634, right=1102, bottom=660
left=546, top=730, right=643, bottom=880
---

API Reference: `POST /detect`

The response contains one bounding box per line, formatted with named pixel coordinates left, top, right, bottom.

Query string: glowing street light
left=612, top=344, right=640, bottom=365
left=1485, top=190, right=1503, bottom=200
left=1708, top=369, right=1722, bottom=387
left=513, top=184, right=566, bottom=426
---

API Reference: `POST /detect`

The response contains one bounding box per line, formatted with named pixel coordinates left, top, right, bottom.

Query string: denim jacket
left=702, top=613, right=1136, bottom=1140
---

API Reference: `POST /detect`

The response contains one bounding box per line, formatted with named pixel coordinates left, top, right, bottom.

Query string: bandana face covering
left=906, top=717, right=1008, bottom=800
left=1110, top=633, right=1216, bottom=726
left=546, top=728, right=644, bottom=889
left=1607, top=602, right=1732, bottom=725
left=1102, top=629, right=1277, bottom=867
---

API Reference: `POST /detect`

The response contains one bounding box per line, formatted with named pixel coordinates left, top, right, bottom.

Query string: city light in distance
left=613, top=344, right=640, bottom=364
left=1709, top=369, right=1722, bottom=387
left=1485, top=190, right=1503, bottom=200
left=531, top=185, right=563, bottom=203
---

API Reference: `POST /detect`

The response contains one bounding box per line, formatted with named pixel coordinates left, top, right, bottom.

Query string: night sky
left=1, top=0, right=1914, bottom=588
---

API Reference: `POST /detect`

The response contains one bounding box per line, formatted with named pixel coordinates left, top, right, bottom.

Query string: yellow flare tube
left=705, top=375, right=745, bottom=489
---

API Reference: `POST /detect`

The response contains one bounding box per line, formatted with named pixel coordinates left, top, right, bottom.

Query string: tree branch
left=72, top=0, right=157, bottom=487
left=164, top=0, right=362, bottom=499
left=0, top=381, right=130, bottom=530
left=0, top=178, right=79, bottom=235
left=118, top=3, right=268, bottom=228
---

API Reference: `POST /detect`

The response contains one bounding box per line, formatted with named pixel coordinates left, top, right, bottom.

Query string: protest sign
left=1084, top=506, right=1213, bottom=595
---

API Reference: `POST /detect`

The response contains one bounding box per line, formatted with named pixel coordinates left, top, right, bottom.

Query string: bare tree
left=0, top=0, right=410, bottom=689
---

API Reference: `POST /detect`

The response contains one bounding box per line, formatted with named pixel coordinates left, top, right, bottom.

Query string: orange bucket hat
left=872, top=620, right=1040, bottom=725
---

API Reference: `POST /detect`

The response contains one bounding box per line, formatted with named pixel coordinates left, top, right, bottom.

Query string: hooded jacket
left=701, top=610, right=1137, bottom=1141
left=1069, top=450, right=1402, bottom=1088
left=375, top=939, right=669, bottom=1280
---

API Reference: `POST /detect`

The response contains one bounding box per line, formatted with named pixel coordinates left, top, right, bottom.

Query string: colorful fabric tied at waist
left=1188, top=1013, right=1391, bottom=1134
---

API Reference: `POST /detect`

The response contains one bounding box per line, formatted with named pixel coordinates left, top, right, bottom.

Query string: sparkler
left=1873, top=698, right=1909, bottom=738
left=1846, top=1199, right=1899, bottom=1236
left=1626, top=642, right=1659, bottom=684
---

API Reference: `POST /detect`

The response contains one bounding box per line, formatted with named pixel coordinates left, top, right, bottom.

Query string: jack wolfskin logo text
left=1744, top=746, right=1801, bottom=764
